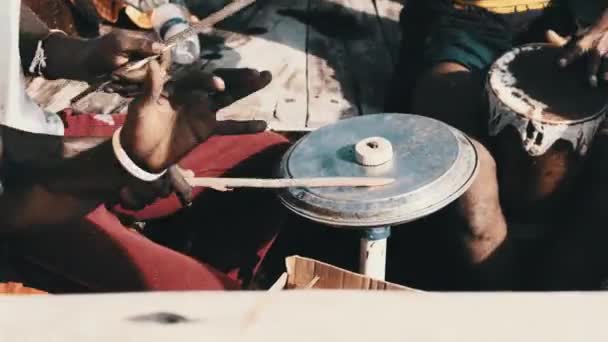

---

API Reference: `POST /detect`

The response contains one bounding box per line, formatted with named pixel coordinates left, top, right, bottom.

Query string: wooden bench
left=26, top=0, right=404, bottom=131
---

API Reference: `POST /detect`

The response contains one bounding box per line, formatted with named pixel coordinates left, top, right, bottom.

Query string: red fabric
left=7, top=111, right=290, bottom=293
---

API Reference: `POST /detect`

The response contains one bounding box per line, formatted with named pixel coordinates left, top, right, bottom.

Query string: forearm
left=0, top=140, right=132, bottom=232
left=19, top=2, right=89, bottom=80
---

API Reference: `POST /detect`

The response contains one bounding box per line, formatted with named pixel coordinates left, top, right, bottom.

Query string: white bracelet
left=112, top=128, right=167, bottom=182
left=28, top=29, right=67, bottom=77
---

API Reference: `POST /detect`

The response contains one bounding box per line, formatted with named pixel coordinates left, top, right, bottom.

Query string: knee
left=411, top=62, right=484, bottom=135
left=459, top=139, right=504, bottom=239
left=472, top=139, right=497, bottom=173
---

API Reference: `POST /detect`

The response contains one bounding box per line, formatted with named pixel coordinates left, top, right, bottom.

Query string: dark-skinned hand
left=546, top=9, right=608, bottom=87
left=121, top=59, right=271, bottom=173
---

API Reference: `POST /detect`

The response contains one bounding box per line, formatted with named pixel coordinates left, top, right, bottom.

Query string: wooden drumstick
left=183, top=176, right=396, bottom=192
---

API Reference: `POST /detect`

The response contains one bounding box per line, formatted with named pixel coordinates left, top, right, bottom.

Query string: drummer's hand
left=120, top=60, right=272, bottom=173
left=45, top=30, right=171, bottom=91
left=546, top=9, right=608, bottom=87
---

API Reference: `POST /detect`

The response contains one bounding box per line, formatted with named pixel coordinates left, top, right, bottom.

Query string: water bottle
left=151, top=3, right=201, bottom=65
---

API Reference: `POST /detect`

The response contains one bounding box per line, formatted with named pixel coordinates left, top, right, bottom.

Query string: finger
left=546, top=30, right=570, bottom=47
left=176, top=166, right=196, bottom=179
left=170, top=89, right=214, bottom=112
left=115, top=33, right=164, bottom=57
left=142, top=60, right=164, bottom=106
left=589, top=51, right=602, bottom=87
left=559, top=41, right=586, bottom=68
left=213, top=69, right=272, bottom=91
left=210, top=70, right=272, bottom=109
left=213, top=75, right=270, bottom=108
left=167, top=166, right=194, bottom=207
left=172, top=68, right=225, bottom=94
left=213, top=93, right=236, bottom=109
left=119, top=176, right=173, bottom=210
left=113, top=67, right=149, bottom=84
left=214, top=120, right=268, bottom=135
left=159, top=49, right=172, bottom=71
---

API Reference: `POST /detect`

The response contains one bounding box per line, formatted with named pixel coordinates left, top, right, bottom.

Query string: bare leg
left=411, top=62, right=512, bottom=289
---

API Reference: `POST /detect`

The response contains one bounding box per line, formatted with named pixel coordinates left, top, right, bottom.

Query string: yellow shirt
left=453, top=0, right=552, bottom=13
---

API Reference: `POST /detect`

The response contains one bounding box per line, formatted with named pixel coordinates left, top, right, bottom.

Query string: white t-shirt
left=0, top=0, right=64, bottom=136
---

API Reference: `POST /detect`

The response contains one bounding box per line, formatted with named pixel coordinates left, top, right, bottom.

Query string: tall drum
left=277, top=113, right=479, bottom=280
left=487, top=44, right=608, bottom=222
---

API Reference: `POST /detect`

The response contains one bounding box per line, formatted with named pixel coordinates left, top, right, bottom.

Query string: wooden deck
left=26, top=0, right=404, bottom=131
left=3, top=291, right=608, bottom=341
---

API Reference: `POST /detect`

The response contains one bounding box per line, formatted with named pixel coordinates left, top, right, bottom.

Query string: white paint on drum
left=487, top=44, right=607, bottom=157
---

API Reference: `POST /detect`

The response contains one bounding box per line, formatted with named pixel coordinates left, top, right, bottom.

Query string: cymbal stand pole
left=359, top=226, right=391, bottom=281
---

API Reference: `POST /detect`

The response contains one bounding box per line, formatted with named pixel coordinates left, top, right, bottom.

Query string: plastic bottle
left=151, top=3, right=201, bottom=65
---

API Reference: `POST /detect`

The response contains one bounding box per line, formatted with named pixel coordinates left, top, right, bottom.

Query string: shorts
left=418, top=0, right=576, bottom=72
left=385, top=0, right=576, bottom=112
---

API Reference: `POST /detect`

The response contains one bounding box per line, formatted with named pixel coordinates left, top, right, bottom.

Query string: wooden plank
left=305, top=0, right=359, bottom=128
left=372, top=0, right=404, bottom=66
left=2, top=291, right=608, bottom=341
left=340, top=0, right=394, bottom=115
left=25, top=78, right=89, bottom=113
left=203, top=0, right=309, bottom=131
left=71, top=92, right=130, bottom=115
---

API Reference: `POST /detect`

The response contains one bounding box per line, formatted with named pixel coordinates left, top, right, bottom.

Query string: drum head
left=277, top=114, right=479, bottom=228
left=488, top=44, right=608, bottom=123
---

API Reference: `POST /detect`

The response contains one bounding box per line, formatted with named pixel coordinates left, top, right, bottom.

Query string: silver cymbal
left=277, top=113, right=479, bottom=228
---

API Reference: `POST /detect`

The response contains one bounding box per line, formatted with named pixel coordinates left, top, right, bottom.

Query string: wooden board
left=340, top=0, right=395, bottom=115
left=1, top=291, right=608, bottom=341
left=305, top=0, right=359, bottom=128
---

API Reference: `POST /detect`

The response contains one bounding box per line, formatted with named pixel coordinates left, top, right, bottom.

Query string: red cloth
left=6, top=111, right=290, bottom=293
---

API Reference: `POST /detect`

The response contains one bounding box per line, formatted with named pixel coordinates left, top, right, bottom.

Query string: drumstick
left=183, top=177, right=396, bottom=192
left=70, top=0, right=257, bottom=104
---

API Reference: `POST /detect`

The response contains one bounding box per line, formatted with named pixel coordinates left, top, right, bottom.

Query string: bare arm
left=20, top=2, right=164, bottom=82
left=0, top=128, right=135, bottom=234
left=19, top=2, right=91, bottom=80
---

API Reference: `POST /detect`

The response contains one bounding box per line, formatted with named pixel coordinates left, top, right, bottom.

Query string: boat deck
left=25, top=0, right=404, bottom=131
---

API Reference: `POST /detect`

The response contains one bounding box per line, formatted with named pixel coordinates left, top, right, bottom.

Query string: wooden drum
left=487, top=44, right=608, bottom=222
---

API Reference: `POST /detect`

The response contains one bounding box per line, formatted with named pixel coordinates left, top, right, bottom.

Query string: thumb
left=142, top=60, right=164, bottom=107
left=214, top=120, right=268, bottom=135
left=546, top=30, right=570, bottom=47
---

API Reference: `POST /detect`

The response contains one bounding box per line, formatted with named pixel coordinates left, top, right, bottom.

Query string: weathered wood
left=340, top=0, right=394, bottom=114
left=25, top=78, right=89, bottom=113
left=2, top=291, right=608, bottom=341
left=71, top=92, right=130, bottom=115
left=306, top=0, right=359, bottom=128
left=373, top=0, right=404, bottom=66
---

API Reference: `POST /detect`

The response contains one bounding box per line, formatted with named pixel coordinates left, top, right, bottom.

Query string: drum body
left=487, top=44, right=608, bottom=222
